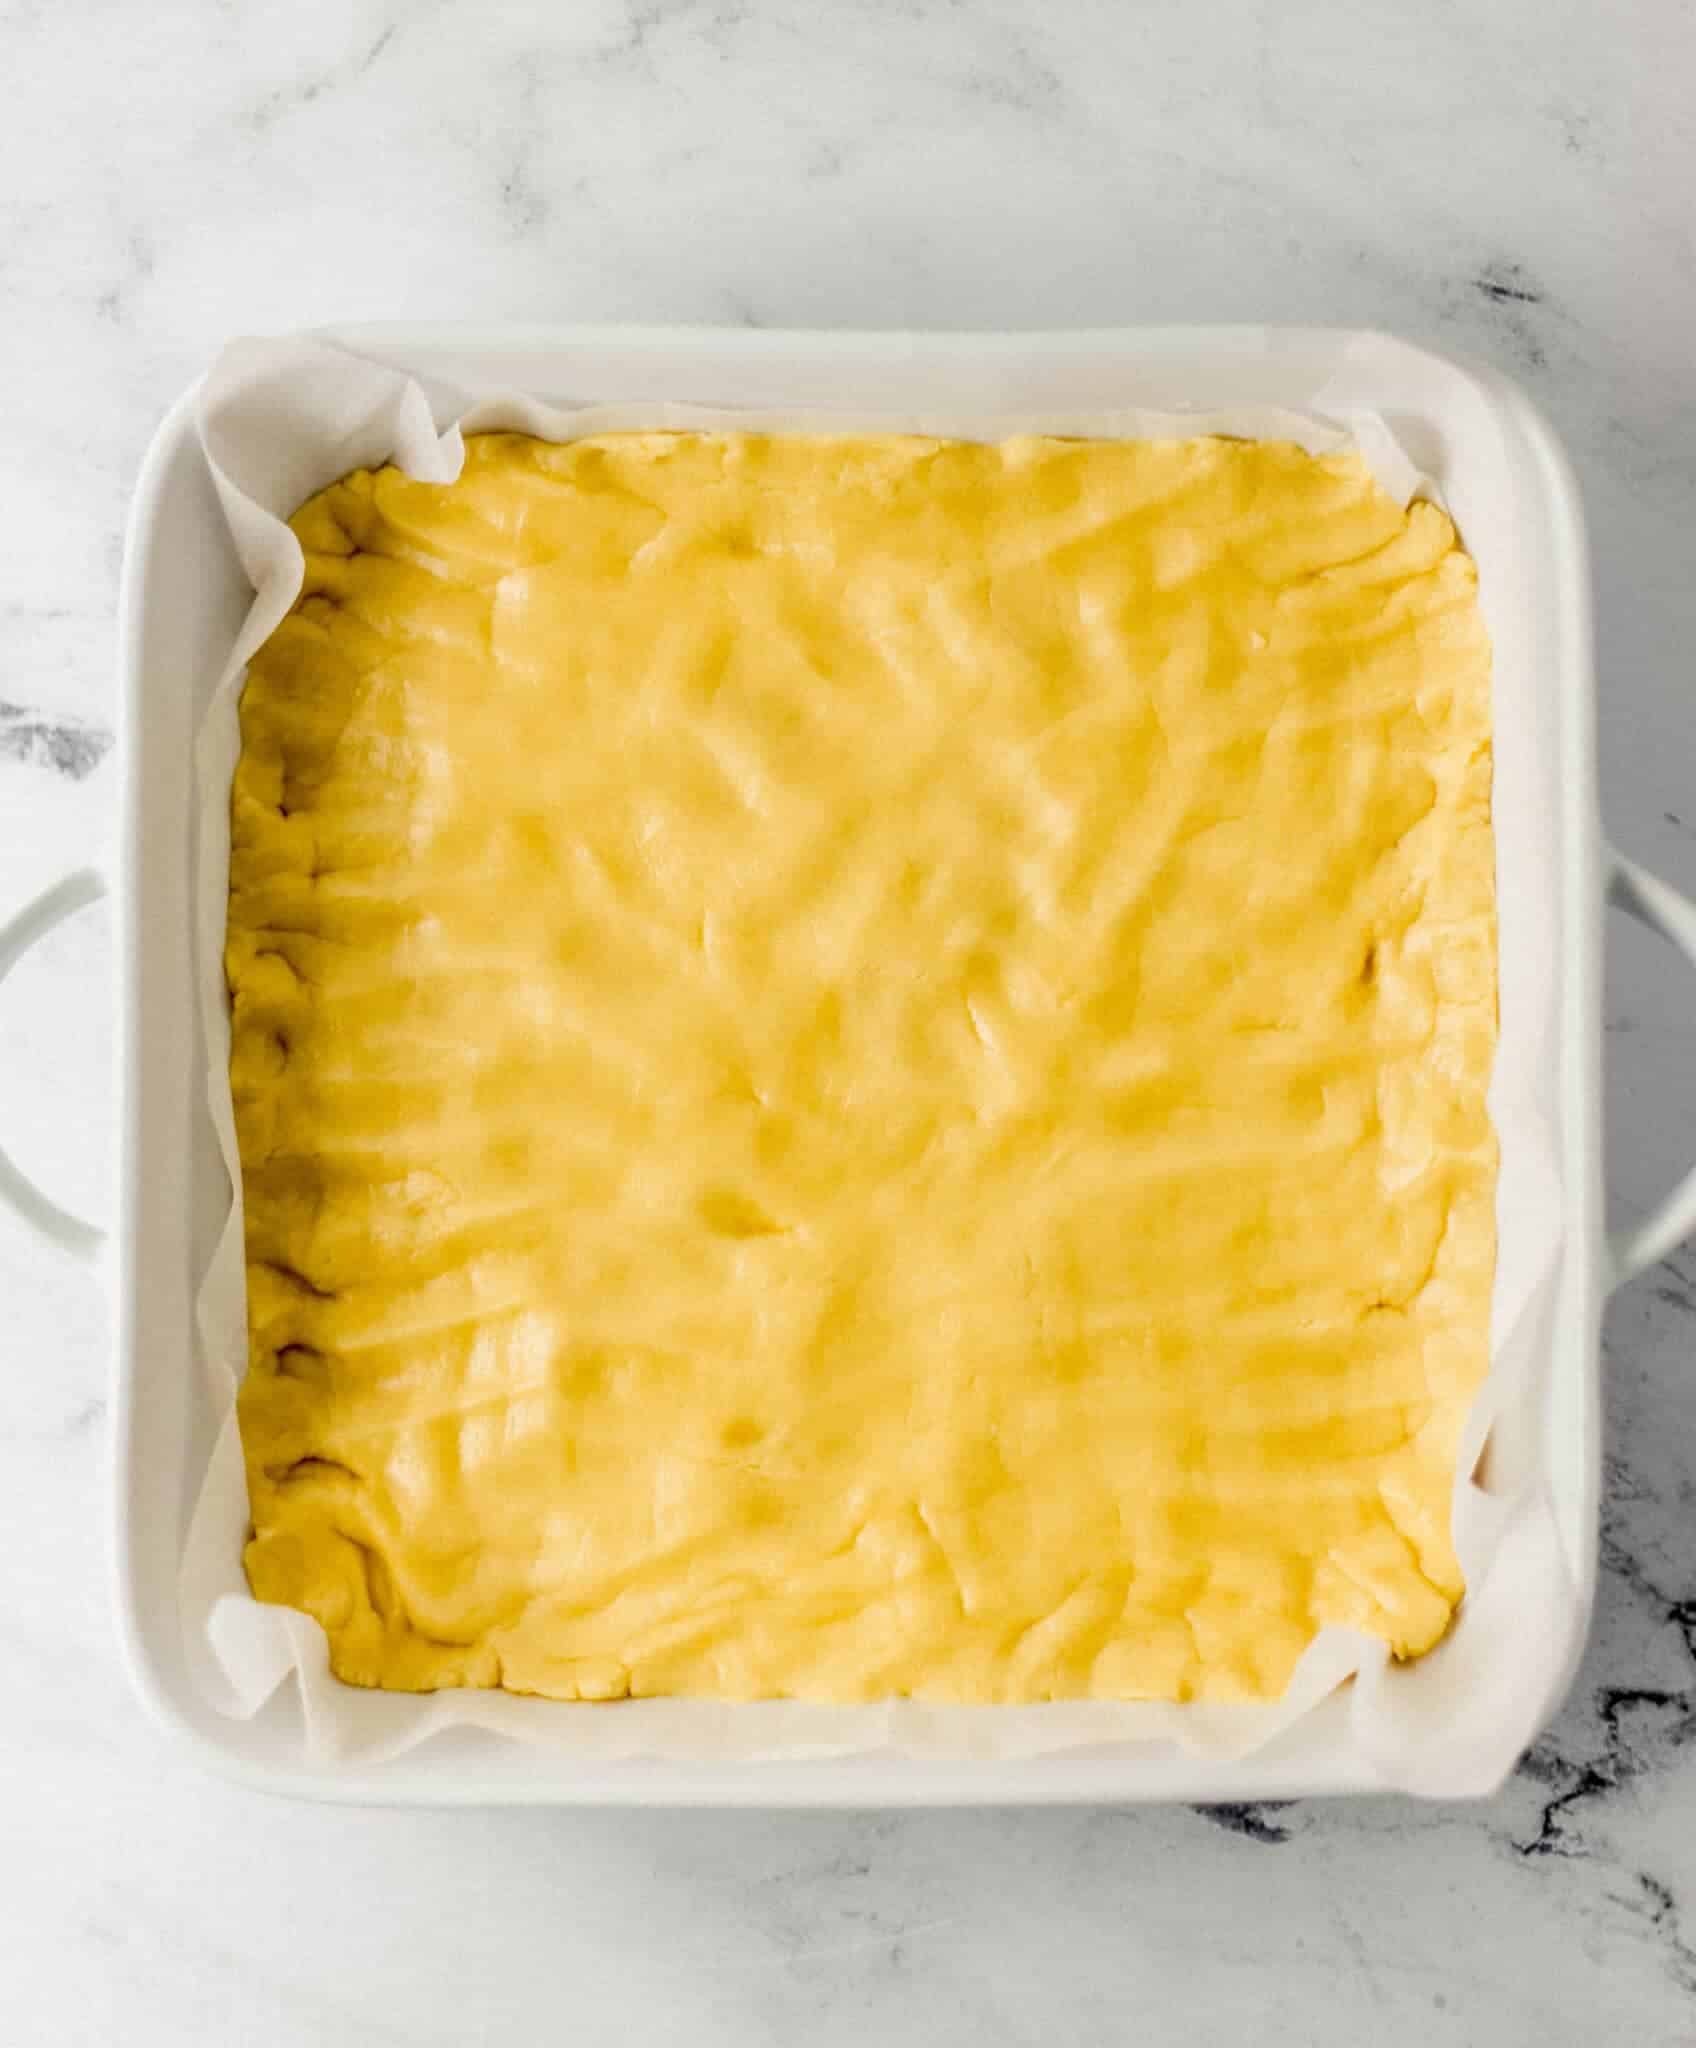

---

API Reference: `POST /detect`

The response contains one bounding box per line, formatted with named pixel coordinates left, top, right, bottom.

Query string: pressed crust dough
left=228, top=431, right=1496, bottom=1704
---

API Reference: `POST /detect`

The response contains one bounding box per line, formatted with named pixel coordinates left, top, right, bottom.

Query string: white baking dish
left=11, top=325, right=1690, bottom=1805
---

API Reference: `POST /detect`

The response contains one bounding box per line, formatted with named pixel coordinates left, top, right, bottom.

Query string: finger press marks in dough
left=229, top=430, right=1496, bottom=1705
left=697, top=1189, right=789, bottom=1239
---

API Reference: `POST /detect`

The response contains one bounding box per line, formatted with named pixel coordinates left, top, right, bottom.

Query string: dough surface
left=228, top=430, right=1496, bottom=1703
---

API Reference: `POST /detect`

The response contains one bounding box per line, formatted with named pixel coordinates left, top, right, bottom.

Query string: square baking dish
left=31, top=324, right=1691, bottom=1804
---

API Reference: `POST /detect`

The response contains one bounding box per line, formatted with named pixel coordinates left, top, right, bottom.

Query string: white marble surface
left=3, top=0, right=1696, bottom=2039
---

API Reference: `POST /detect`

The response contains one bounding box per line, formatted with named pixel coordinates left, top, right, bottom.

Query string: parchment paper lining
left=179, top=336, right=1570, bottom=1796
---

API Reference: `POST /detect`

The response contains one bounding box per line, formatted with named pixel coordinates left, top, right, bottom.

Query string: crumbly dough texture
left=229, top=430, right=1496, bottom=1704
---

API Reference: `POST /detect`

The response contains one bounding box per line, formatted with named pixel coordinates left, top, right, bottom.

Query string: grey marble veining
left=2, top=0, right=1695, bottom=2040
left=0, top=697, right=110, bottom=780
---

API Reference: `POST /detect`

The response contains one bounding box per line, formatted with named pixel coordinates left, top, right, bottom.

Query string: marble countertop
left=4, top=1, right=1695, bottom=2039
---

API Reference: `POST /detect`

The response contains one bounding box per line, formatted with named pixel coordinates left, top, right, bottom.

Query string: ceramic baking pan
left=16, top=326, right=1689, bottom=1802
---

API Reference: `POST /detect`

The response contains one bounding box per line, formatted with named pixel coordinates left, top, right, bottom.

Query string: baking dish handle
left=1607, top=847, right=1696, bottom=1292
left=0, top=868, right=106, bottom=1265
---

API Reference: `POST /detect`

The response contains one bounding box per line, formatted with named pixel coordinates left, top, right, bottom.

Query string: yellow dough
left=228, top=430, right=1496, bottom=1704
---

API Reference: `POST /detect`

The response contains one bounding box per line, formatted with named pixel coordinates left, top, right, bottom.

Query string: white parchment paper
left=180, top=335, right=1573, bottom=1793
